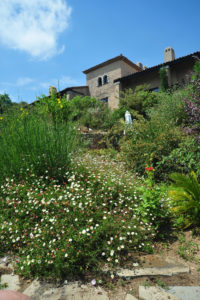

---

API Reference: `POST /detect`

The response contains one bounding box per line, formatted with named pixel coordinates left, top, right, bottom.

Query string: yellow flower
left=60, top=104, right=63, bottom=109
left=0, top=116, right=3, bottom=120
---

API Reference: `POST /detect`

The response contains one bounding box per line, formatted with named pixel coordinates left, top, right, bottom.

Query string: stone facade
left=83, top=56, right=140, bottom=109
left=164, top=47, right=175, bottom=63
left=58, top=86, right=89, bottom=100
left=58, top=48, right=199, bottom=109
left=117, top=52, right=196, bottom=93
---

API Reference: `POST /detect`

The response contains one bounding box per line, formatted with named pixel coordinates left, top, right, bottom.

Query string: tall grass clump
left=0, top=108, right=78, bottom=182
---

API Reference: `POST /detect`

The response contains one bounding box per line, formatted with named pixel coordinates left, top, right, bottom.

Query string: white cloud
left=0, top=0, right=72, bottom=60
left=1, top=77, right=34, bottom=87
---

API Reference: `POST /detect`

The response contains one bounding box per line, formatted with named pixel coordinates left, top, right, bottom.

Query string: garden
left=0, top=61, right=200, bottom=283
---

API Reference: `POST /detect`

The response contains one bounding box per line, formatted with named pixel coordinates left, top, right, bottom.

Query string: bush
left=105, top=118, right=125, bottom=149
left=120, top=116, right=184, bottom=179
left=0, top=109, right=78, bottom=182
left=37, top=94, right=112, bottom=130
left=135, top=170, right=170, bottom=238
left=0, top=93, right=12, bottom=114
left=149, top=89, right=188, bottom=126
left=0, top=157, right=156, bottom=279
left=119, top=87, right=188, bottom=179
left=169, top=171, right=200, bottom=229
left=183, top=76, right=200, bottom=140
left=159, top=67, right=169, bottom=91
left=157, top=137, right=200, bottom=180
left=119, top=86, right=159, bottom=118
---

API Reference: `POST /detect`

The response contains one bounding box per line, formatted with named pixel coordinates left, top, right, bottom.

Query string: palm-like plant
left=168, top=171, right=200, bottom=228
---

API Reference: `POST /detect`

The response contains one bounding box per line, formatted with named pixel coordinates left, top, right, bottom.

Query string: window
left=149, top=87, right=159, bottom=92
left=100, top=97, right=108, bottom=103
left=97, top=75, right=109, bottom=86
left=97, top=77, right=102, bottom=86
left=103, top=75, right=109, bottom=84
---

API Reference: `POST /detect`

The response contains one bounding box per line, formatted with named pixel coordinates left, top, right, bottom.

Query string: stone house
left=55, top=48, right=200, bottom=109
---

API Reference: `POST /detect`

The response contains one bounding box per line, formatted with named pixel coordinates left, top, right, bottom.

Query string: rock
left=116, top=264, right=189, bottom=278
left=0, top=290, right=32, bottom=300
left=42, top=288, right=58, bottom=296
left=1, top=274, right=20, bottom=291
left=41, top=287, right=63, bottom=300
left=0, top=264, right=13, bottom=274
left=23, top=279, right=42, bottom=299
left=125, top=294, right=139, bottom=300
left=0, top=257, right=13, bottom=274
left=165, top=286, right=200, bottom=300
left=62, top=282, right=109, bottom=300
left=139, top=286, right=180, bottom=300
left=103, top=257, right=190, bottom=279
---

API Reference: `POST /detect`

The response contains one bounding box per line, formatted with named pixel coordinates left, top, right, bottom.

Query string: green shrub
left=135, top=171, right=170, bottom=238
left=169, top=171, right=200, bottom=229
left=159, top=67, right=169, bottom=91
left=0, top=156, right=156, bottom=279
left=119, top=87, right=188, bottom=179
left=105, top=118, right=125, bottom=149
left=0, top=93, right=12, bottom=114
left=37, top=94, right=112, bottom=130
left=120, top=117, right=184, bottom=178
left=149, top=89, right=188, bottom=126
left=119, top=86, right=159, bottom=118
left=157, top=137, right=200, bottom=180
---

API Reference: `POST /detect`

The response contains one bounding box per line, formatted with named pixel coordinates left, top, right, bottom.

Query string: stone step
left=139, top=286, right=180, bottom=300
left=116, top=259, right=190, bottom=278
left=163, top=286, right=200, bottom=300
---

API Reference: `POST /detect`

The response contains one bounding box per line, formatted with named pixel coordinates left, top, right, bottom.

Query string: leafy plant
left=135, top=171, right=170, bottom=237
left=37, top=94, right=112, bottom=130
left=155, top=278, right=169, bottom=290
left=0, top=110, right=78, bottom=182
left=183, top=61, right=200, bottom=140
left=119, top=86, right=159, bottom=118
left=0, top=279, right=8, bottom=290
left=178, top=240, right=199, bottom=262
left=169, top=171, right=200, bottom=228
left=0, top=153, right=156, bottom=280
left=0, top=93, right=12, bottom=114
left=120, top=116, right=184, bottom=178
left=159, top=67, right=169, bottom=91
left=157, top=137, right=200, bottom=180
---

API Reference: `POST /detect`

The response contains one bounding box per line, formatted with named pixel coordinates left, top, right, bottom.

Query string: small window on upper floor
left=103, top=75, right=109, bottom=84
left=97, top=77, right=102, bottom=86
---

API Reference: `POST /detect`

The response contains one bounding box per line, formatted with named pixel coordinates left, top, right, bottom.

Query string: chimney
left=136, top=62, right=143, bottom=70
left=49, top=86, right=57, bottom=96
left=164, top=47, right=175, bottom=63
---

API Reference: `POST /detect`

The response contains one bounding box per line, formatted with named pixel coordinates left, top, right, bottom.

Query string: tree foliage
left=159, top=67, right=169, bottom=91
left=119, top=85, right=159, bottom=118
left=0, top=93, right=12, bottom=113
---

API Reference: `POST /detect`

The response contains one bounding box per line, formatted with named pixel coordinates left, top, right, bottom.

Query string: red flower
left=145, top=166, right=155, bottom=171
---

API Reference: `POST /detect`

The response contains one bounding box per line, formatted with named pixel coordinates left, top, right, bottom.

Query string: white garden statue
left=124, top=110, right=132, bottom=135
left=125, top=110, right=132, bottom=125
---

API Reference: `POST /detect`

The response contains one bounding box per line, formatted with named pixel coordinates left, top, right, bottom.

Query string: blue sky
left=0, top=0, right=199, bottom=103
